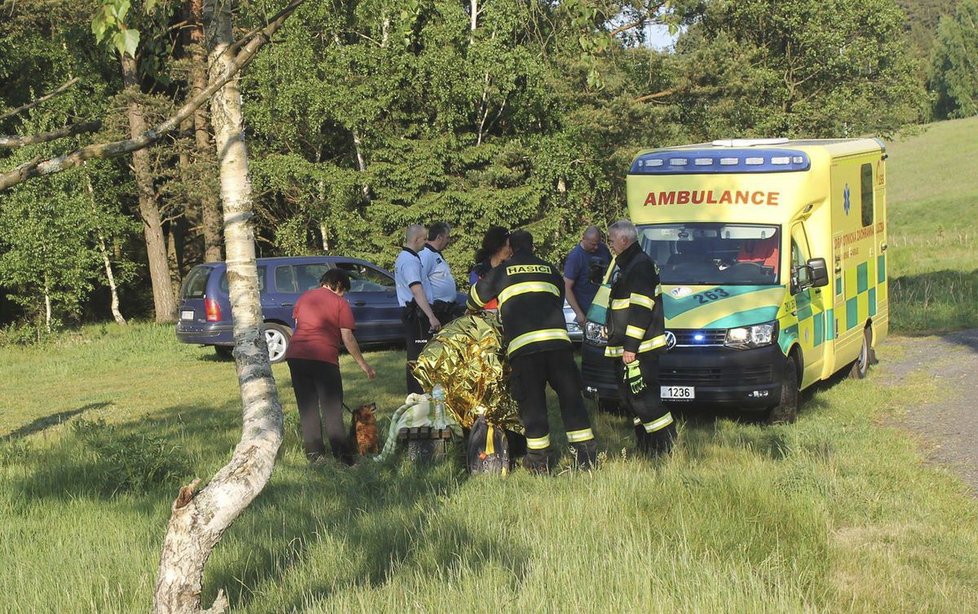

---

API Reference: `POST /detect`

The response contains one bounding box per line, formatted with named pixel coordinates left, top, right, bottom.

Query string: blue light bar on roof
left=630, top=149, right=811, bottom=175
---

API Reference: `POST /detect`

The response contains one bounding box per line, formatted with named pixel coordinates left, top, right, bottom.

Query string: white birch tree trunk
left=99, top=235, right=127, bottom=325
left=152, top=0, right=284, bottom=610
left=85, top=175, right=127, bottom=325
left=43, top=280, right=52, bottom=333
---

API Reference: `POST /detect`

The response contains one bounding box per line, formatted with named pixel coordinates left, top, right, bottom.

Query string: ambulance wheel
left=768, top=354, right=799, bottom=424
left=849, top=327, right=872, bottom=380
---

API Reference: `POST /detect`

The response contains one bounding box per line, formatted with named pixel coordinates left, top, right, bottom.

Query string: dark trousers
left=613, top=354, right=676, bottom=446
left=509, top=349, right=594, bottom=451
left=402, top=304, right=433, bottom=394
left=286, top=358, right=351, bottom=464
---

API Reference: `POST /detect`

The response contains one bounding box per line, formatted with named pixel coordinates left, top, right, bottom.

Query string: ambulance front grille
left=658, top=365, right=774, bottom=386
left=672, top=329, right=727, bottom=347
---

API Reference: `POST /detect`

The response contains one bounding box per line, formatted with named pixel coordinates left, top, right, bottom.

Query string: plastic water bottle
left=431, top=384, right=447, bottom=429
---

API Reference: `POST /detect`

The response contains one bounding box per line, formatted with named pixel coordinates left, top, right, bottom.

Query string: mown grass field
left=886, top=115, right=978, bottom=332
left=2, top=328, right=978, bottom=611
left=2, top=119, right=978, bottom=611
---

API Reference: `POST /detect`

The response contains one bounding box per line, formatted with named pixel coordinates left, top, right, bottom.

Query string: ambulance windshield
left=638, top=223, right=781, bottom=286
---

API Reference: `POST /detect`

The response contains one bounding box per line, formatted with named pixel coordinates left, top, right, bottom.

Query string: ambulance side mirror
left=807, top=258, right=830, bottom=288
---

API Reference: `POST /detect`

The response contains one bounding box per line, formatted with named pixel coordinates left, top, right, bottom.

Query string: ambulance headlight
left=585, top=321, right=608, bottom=346
left=724, top=321, right=778, bottom=350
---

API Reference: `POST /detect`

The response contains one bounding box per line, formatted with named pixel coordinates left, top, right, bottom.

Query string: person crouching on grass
left=285, top=269, right=376, bottom=465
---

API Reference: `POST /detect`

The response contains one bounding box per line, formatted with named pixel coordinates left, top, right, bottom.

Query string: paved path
left=879, top=330, right=978, bottom=493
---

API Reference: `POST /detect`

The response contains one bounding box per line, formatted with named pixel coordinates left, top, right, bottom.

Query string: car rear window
left=181, top=266, right=213, bottom=299
left=219, top=266, right=266, bottom=293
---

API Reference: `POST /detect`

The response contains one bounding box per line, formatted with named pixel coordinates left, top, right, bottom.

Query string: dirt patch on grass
left=879, top=329, right=978, bottom=494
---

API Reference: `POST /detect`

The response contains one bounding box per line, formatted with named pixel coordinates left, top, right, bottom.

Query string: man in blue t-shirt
left=563, top=226, right=612, bottom=326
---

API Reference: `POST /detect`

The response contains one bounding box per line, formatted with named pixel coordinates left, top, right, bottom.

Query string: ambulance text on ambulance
left=643, top=190, right=780, bottom=206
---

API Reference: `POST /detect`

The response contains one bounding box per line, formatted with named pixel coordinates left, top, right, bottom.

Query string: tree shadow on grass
left=660, top=366, right=847, bottom=464
left=1, top=401, right=111, bottom=443
left=6, top=396, right=523, bottom=610
left=890, top=269, right=978, bottom=338
left=8, top=399, right=244, bottom=503
left=205, top=454, right=529, bottom=611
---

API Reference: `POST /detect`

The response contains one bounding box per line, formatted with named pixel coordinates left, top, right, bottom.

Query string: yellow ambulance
left=581, top=138, right=888, bottom=422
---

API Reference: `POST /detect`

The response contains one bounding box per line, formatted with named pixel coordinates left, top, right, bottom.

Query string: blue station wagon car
left=176, top=256, right=408, bottom=362
left=177, top=254, right=582, bottom=363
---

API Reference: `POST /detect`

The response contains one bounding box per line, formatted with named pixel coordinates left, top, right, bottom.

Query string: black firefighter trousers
left=509, top=348, right=595, bottom=464
left=613, top=354, right=676, bottom=456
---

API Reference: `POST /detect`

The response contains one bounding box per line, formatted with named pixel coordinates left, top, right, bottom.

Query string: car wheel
left=849, top=327, right=871, bottom=380
left=214, top=346, right=233, bottom=360
left=768, top=354, right=800, bottom=424
left=264, top=323, right=291, bottom=364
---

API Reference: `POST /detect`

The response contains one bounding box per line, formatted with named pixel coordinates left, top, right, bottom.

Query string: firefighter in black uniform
left=605, top=220, right=676, bottom=457
left=468, top=230, right=597, bottom=472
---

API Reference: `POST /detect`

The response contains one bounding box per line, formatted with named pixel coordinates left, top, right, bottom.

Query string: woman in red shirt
left=285, top=269, right=376, bottom=464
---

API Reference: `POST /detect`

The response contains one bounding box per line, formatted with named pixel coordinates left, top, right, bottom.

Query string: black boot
left=633, top=418, right=648, bottom=454
left=647, top=422, right=677, bottom=458
left=523, top=449, right=551, bottom=475
left=571, top=440, right=598, bottom=470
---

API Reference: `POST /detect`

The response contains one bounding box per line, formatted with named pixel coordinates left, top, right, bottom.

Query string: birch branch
left=0, top=121, right=103, bottom=149
left=0, top=0, right=306, bottom=192
left=0, top=77, right=81, bottom=122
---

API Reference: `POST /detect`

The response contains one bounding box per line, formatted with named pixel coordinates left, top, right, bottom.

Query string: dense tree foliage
left=930, top=0, right=978, bottom=120
left=673, top=0, right=928, bottom=138
left=894, top=0, right=957, bottom=59
left=0, top=0, right=943, bottom=330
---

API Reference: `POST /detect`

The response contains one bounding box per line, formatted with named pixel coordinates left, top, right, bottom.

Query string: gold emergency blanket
left=412, top=313, right=522, bottom=433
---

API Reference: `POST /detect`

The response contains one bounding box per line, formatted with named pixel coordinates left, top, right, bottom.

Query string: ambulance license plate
left=661, top=386, right=695, bottom=400
left=181, top=310, right=195, bottom=321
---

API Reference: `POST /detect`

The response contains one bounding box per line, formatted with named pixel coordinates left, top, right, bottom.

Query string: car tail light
left=205, top=298, right=222, bottom=322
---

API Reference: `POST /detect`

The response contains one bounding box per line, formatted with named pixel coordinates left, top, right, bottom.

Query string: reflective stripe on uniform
left=498, top=281, right=560, bottom=308
left=606, top=334, right=667, bottom=357
left=611, top=298, right=631, bottom=310
left=637, top=335, right=668, bottom=353
left=625, top=325, right=646, bottom=340
left=508, top=328, right=571, bottom=355
left=527, top=434, right=551, bottom=450
left=643, top=413, right=674, bottom=433
left=469, top=283, right=486, bottom=308
left=629, top=293, right=654, bottom=310
left=566, top=428, right=594, bottom=443
left=632, top=417, right=642, bottom=426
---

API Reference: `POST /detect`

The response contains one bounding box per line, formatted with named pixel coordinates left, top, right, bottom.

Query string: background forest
left=1, top=0, right=974, bottom=334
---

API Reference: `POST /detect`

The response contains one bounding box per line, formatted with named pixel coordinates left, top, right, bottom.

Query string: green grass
left=2, top=323, right=978, bottom=611
left=1, top=118, right=977, bottom=611
left=886, top=116, right=978, bottom=332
